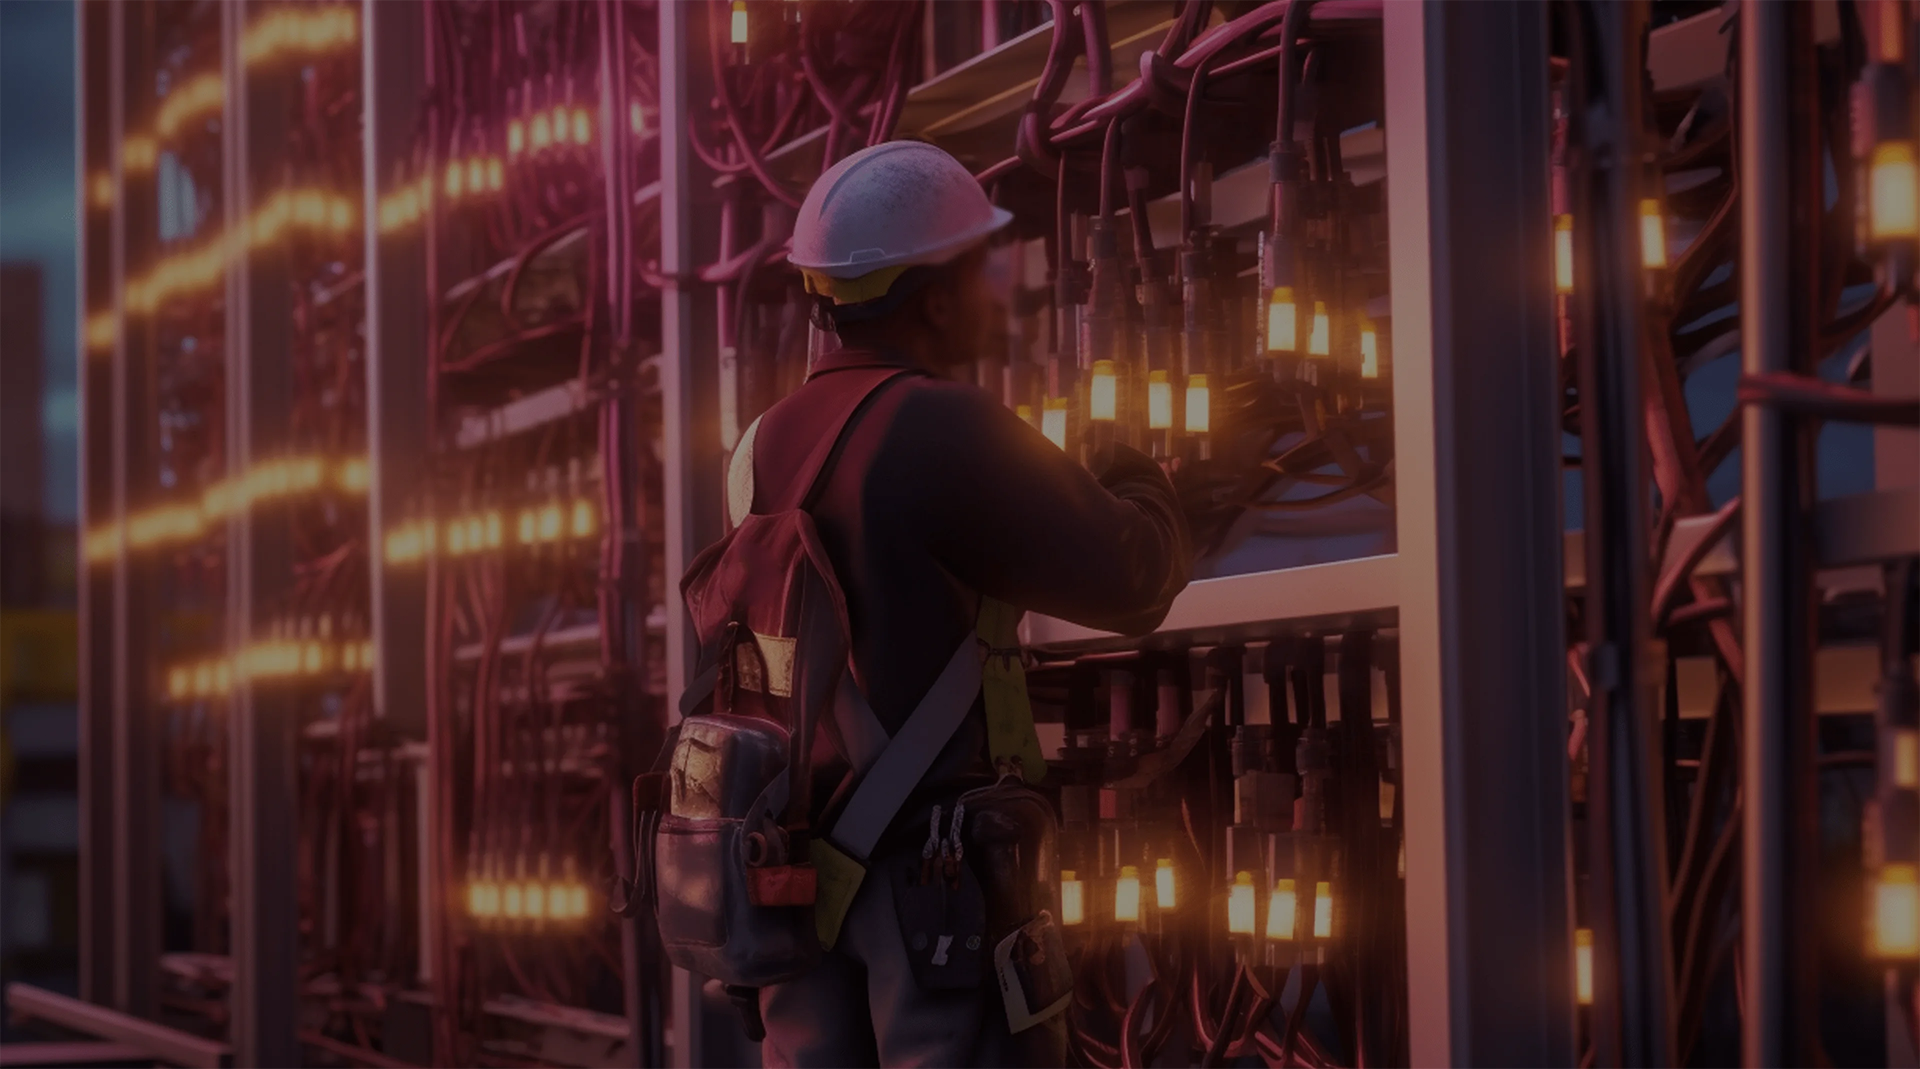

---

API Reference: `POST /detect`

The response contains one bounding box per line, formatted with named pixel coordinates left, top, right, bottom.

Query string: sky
left=0, top=0, right=77, bottom=523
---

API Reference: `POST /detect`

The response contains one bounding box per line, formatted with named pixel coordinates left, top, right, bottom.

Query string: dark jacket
left=746, top=348, right=1191, bottom=828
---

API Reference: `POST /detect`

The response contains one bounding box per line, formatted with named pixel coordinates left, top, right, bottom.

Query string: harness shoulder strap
left=767, top=367, right=912, bottom=515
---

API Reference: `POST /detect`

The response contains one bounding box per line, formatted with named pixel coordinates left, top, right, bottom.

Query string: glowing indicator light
left=168, top=667, right=189, bottom=700
left=572, top=108, right=592, bottom=146
left=1146, top=370, right=1172, bottom=430
left=1266, top=286, right=1297, bottom=353
left=1554, top=215, right=1575, bottom=294
left=571, top=499, right=596, bottom=538
left=1575, top=927, right=1594, bottom=1005
left=445, top=160, right=464, bottom=199
left=1266, top=878, right=1297, bottom=941
left=538, top=504, right=563, bottom=542
left=466, top=157, right=484, bottom=194
left=1872, top=864, right=1919, bottom=958
left=568, top=884, right=587, bottom=918
left=531, top=114, right=551, bottom=151
left=1155, top=858, right=1176, bottom=911
left=1060, top=871, right=1084, bottom=926
left=1893, top=728, right=1918, bottom=789
left=503, top=883, right=523, bottom=919
left=1041, top=398, right=1069, bottom=450
left=484, top=511, right=503, bottom=549
left=486, top=157, right=503, bottom=192
left=552, top=104, right=570, bottom=145
left=1228, top=872, right=1257, bottom=936
left=1870, top=141, right=1918, bottom=241
left=1312, top=880, right=1333, bottom=940
left=1639, top=199, right=1668, bottom=269
left=731, top=0, right=749, bottom=45
left=1307, top=301, right=1330, bottom=357
left=525, top=883, right=546, bottom=920
left=1088, top=361, right=1117, bottom=422
left=1114, top=866, right=1141, bottom=924
left=630, top=101, right=647, bottom=136
left=517, top=510, right=536, bottom=545
left=1360, top=319, right=1380, bottom=379
left=1185, top=375, right=1210, bottom=435
left=508, top=120, right=525, bottom=157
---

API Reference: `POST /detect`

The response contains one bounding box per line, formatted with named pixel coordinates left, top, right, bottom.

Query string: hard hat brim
left=787, top=206, right=1014, bottom=278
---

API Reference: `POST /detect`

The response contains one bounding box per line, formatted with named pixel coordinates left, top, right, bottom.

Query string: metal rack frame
left=60, top=3, right=1919, bottom=1068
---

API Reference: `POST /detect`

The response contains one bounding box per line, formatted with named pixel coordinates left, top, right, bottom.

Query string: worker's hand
left=1164, top=455, right=1248, bottom=557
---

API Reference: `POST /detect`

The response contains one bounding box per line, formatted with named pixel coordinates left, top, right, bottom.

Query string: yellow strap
left=976, top=597, right=1046, bottom=784
left=809, top=838, right=867, bottom=949
left=801, top=264, right=912, bottom=306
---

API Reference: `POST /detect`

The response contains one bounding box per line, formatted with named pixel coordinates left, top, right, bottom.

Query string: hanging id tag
left=993, top=911, right=1073, bottom=1033
left=889, top=855, right=986, bottom=992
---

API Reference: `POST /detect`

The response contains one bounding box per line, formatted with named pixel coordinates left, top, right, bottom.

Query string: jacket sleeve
left=885, top=382, right=1192, bottom=635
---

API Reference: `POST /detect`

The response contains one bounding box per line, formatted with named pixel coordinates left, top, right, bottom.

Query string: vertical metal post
left=1739, top=1, right=1818, bottom=1064
left=361, top=0, right=429, bottom=742
left=659, top=0, right=724, bottom=1062
left=224, top=3, right=300, bottom=1064
left=1387, top=3, right=1574, bottom=1065
left=595, top=2, right=660, bottom=1061
left=1564, top=4, right=1674, bottom=1066
left=76, top=0, right=118, bottom=1008
left=109, top=0, right=161, bottom=1020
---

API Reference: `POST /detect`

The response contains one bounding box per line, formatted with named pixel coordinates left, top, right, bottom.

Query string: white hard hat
left=790, top=140, right=1012, bottom=305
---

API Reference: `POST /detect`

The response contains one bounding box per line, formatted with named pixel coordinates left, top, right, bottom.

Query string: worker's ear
left=918, top=284, right=956, bottom=333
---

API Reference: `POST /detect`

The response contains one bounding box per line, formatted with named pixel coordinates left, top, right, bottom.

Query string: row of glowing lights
left=164, top=639, right=377, bottom=701
left=1028, top=368, right=1215, bottom=451
left=1843, top=120, right=1920, bottom=971
left=378, top=102, right=651, bottom=235
left=383, top=499, right=599, bottom=565
left=1055, top=861, right=1335, bottom=941
left=83, top=457, right=368, bottom=563
left=1073, top=861, right=1913, bottom=1005
left=1870, top=728, right=1920, bottom=960
left=89, top=8, right=358, bottom=209
left=467, top=862, right=594, bottom=923
left=85, top=188, right=359, bottom=353
left=1549, top=200, right=1672, bottom=291
left=1544, top=159, right=1920, bottom=988
left=1025, top=298, right=1381, bottom=449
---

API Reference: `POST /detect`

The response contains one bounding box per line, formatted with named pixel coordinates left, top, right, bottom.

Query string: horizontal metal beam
left=0, top=1041, right=149, bottom=1066
left=1023, top=552, right=1399, bottom=651
left=4, top=984, right=230, bottom=1069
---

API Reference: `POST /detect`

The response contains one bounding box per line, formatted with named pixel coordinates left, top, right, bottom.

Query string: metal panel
left=108, top=0, right=160, bottom=1020
left=1024, top=554, right=1400, bottom=651
left=1386, top=3, right=1574, bottom=1065
left=657, top=1, right=724, bottom=1063
left=222, top=5, right=299, bottom=1064
left=361, top=0, right=429, bottom=741
left=75, top=0, right=117, bottom=1010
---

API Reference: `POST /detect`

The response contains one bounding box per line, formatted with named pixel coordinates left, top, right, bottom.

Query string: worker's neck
left=836, top=323, right=949, bottom=375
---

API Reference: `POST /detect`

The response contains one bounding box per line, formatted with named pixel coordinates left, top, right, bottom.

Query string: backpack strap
left=766, top=367, right=913, bottom=514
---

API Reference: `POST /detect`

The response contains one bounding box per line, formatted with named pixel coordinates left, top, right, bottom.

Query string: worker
left=737, top=140, right=1192, bottom=1067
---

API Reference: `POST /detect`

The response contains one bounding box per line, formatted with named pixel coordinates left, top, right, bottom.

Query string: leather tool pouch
left=957, top=779, right=1073, bottom=1031
left=888, top=833, right=988, bottom=992
left=653, top=705, right=821, bottom=988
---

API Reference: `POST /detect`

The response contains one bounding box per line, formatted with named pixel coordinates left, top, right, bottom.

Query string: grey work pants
left=758, top=849, right=1067, bottom=1068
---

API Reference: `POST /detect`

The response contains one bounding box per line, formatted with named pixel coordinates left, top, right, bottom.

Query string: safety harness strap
left=825, top=634, right=983, bottom=862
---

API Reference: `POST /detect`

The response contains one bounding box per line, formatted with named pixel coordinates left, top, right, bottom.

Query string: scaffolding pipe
left=1738, top=1, right=1818, bottom=1064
